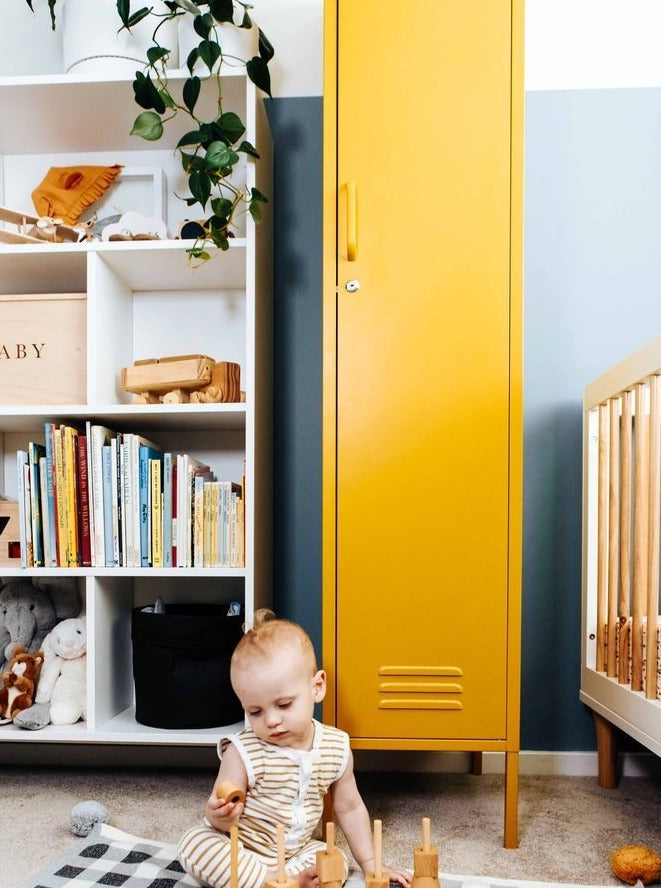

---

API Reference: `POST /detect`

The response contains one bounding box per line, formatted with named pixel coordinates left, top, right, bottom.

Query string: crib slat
left=597, top=402, right=609, bottom=673
left=632, top=381, right=649, bottom=692
left=618, top=391, right=633, bottom=681
left=607, top=397, right=620, bottom=677
left=645, top=376, right=661, bottom=699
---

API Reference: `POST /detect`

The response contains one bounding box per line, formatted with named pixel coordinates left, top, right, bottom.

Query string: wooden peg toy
left=216, top=780, right=246, bottom=805
left=264, top=823, right=297, bottom=888
left=316, top=822, right=345, bottom=888
left=365, top=820, right=389, bottom=888
left=230, top=824, right=239, bottom=888
left=411, top=818, right=440, bottom=888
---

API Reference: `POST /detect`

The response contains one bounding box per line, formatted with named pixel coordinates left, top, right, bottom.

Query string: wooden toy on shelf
left=216, top=779, right=245, bottom=805
left=189, top=360, right=241, bottom=403
left=0, top=205, right=79, bottom=245
left=120, top=355, right=242, bottom=404
left=365, top=820, right=388, bottom=888
left=411, top=818, right=440, bottom=888
left=264, top=823, right=297, bottom=888
left=317, top=822, right=345, bottom=888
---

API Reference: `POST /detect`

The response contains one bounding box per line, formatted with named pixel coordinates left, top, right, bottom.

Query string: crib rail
left=584, top=342, right=661, bottom=703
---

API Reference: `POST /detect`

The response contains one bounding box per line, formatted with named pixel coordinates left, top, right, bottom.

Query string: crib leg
left=593, top=711, right=618, bottom=788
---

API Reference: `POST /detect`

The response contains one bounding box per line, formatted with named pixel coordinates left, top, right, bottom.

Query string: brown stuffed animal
left=611, top=846, right=661, bottom=885
left=0, top=646, right=43, bottom=722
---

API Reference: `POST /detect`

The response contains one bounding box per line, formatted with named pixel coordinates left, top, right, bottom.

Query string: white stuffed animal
left=35, top=617, right=86, bottom=725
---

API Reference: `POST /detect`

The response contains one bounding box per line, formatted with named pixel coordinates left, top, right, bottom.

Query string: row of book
left=17, top=422, right=246, bottom=569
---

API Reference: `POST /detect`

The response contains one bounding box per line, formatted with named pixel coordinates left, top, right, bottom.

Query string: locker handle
left=346, top=182, right=357, bottom=261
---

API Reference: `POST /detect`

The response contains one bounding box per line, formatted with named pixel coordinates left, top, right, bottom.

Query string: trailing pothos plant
left=25, top=0, right=272, bottom=261
left=118, top=0, right=273, bottom=262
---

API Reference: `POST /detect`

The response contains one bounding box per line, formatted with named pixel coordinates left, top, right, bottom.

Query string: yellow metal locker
left=322, top=1, right=524, bottom=847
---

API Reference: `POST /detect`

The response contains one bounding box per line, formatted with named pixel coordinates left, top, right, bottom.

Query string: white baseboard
left=352, top=749, right=661, bottom=778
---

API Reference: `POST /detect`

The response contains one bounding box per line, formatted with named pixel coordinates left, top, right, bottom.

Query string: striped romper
left=178, top=719, right=351, bottom=888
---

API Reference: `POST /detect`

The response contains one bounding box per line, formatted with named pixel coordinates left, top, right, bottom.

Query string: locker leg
left=593, top=711, right=618, bottom=789
left=471, top=752, right=483, bottom=775
left=504, top=751, right=519, bottom=849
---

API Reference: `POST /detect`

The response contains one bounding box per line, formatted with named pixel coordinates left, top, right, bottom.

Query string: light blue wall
left=268, top=88, right=661, bottom=751
left=523, top=87, right=661, bottom=748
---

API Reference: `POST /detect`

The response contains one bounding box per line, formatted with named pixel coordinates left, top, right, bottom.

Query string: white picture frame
left=90, top=166, right=167, bottom=230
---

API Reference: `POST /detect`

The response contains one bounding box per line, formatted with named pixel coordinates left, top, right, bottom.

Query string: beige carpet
left=1, top=766, right=659, bottom=888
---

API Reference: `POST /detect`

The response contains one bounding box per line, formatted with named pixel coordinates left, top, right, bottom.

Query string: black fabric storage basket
left=131, top=604, right=244, bottom=729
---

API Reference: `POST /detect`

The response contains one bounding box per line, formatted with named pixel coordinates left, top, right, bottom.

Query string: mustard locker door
left=333, top=1, right=513, bottom=740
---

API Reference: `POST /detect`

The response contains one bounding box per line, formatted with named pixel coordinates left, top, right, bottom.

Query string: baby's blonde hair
left=231, top=608, right=318, bottom=675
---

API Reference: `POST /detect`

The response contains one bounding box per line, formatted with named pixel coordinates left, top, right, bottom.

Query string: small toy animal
left=0, top=647, right=43, bottom=722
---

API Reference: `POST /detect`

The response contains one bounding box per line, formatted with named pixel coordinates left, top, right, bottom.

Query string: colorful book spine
left=139, top=444, right=162, bottom=567
left=63, top=426, right=80, bottom=567
left=39, top=455, right=51, bottom=568
left=110, top=436, right=121, bottom=568
left=102, top=444, right=114, bottom=568
left=53, top=426, right=68, bottom=567
left=162, top=452, right=172, bottom=568
left=150, top=458, right=163, bottom=568
left=90, top=425, right=113, bottom=568
left=77, top=434, right=92, bottom=568
left=28, top=442, right=45, bottom=568
left=43, top=422, right=58, bottom=568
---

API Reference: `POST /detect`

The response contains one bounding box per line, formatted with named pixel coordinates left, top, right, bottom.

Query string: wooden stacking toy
left=264, top=823, right=297, bottom=888
left=365, top=820, right=389, bottom=888
left=411, top=818, right=440, bottom=888
left=317, top=822, right=345, bottom=888
left=216, top=780, right=245, bottom=805
left=230, top=824, right=239, bottom=888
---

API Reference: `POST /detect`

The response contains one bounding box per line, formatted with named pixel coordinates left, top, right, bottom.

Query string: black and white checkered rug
left=19, top=823, right=199, bottom=888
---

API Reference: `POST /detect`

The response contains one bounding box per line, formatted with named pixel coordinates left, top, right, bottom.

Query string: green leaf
left=47, top=0, right=56, bottom=28
left=237, top=139, right=259, bottom=159
left=183, top=76, right=201, bottom=113
left=209, top=0, right=234, bottom=23
left=249, top=200, right=262, bottom=223
left=178, top=129, right=204, bottom=148
left=258, top=28, right=275, bottom=62
left=160, top=88, right=176, bottom=110
left=251, top=187, right=268, bottom=203
left=175, top=0, right=203, bottom=14
left=240, top=11, right=252, bottom=29
left=130, top=111, right=164, bottom=141
left=194, top=12, right=213, bottom=38
left=205, top=140, right=238, bottom=168
left=185, top=47, right=200, bottom=74
left=198, top=38, right=222, bottom=71
left=246, top=56, right=271, bottom=97
left=147, top=46, right=170, bottom=65
left=189, top=170, right=212, bottom=208
left=188, top=246, right=212, bottom=262
left=116, top=0, right=130, bottom=29
left=133, top=71, right=166, bottom=113
left=216, top=111, right=245, bottom=144
left=126, top=7, right=151, bottom=28
left=211, top=197, right=233, bottom=218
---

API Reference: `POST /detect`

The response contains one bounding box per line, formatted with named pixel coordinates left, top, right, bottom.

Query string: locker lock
left=345, top=278, right=360, bottom=293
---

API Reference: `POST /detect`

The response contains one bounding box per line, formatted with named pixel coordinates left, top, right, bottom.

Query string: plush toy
left=70, top=800, right=110, bottom=836
left=611, top=846, right=661, bottom=885
left=0, top=647, right=43, bottom=723
left=0, top=577, right=81, bottom=670
left=32, top=616, right=86, bottom=726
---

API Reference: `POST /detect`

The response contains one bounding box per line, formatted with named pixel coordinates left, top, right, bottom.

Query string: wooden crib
left=582, top=335, right=661, bottom=786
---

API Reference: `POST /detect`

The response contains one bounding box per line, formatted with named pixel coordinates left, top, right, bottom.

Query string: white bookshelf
left=0, top=69, right=272, bottom=745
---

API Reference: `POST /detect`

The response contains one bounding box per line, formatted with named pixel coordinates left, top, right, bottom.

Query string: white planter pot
left=63, top=0, right=178, bottom=76
left=178, top=13, right=258, bottom=73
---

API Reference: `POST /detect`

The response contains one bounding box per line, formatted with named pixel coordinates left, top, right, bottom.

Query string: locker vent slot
left=377, top=666, right=464, bottom=710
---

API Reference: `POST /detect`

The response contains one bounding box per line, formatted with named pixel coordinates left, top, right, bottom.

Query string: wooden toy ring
left=216, top=780, right=245, bottom=805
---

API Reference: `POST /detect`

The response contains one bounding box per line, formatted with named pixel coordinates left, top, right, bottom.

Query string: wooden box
left=0, top=499, right=21, bottom=567
left=0, top=293, right=86, bottom=405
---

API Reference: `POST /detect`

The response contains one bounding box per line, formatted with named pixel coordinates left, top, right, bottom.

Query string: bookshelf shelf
left=0, top=66, right=272, bottom=749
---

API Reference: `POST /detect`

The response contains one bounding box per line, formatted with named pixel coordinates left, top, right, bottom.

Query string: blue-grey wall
left=268, top=88, right=661, bottom=751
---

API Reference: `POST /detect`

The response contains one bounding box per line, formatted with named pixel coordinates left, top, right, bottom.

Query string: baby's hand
left=204, top=790, right=244, bottom=831
left=383, top=865, right=412, bottom=888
